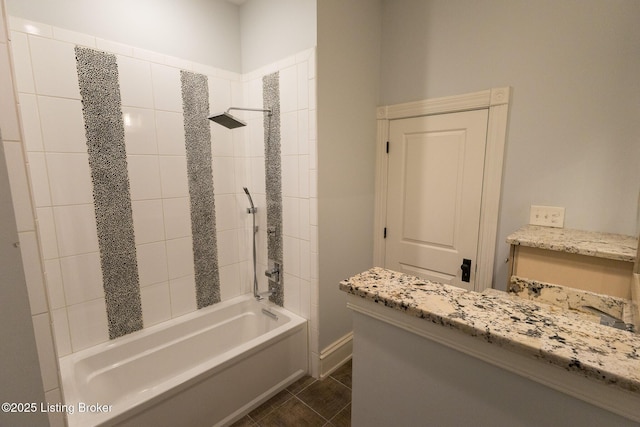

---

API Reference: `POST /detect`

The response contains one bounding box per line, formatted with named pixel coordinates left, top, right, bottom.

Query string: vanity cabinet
left=507, top=225, right=637, bottom=299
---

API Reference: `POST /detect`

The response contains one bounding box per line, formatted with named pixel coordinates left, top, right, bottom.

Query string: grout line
left=291, top=396, right=331, bottom=424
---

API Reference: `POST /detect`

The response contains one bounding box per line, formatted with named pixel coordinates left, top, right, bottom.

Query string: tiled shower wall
left=7, top=16, right=317, bottom=362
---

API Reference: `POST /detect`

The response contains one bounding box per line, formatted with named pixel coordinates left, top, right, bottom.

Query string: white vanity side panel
left=351, top=311, right=638, bottom=427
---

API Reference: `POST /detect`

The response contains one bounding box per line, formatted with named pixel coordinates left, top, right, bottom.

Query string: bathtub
left=59, top=294, right=308, bottom=427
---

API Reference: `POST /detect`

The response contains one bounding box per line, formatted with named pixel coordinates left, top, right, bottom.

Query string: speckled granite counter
left=340, top=267, right=640, bottom=394
left=506, top=225, right=637, bottom=262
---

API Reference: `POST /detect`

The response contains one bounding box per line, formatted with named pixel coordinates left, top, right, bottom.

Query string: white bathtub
left=59, top=294, right=308, bottom=427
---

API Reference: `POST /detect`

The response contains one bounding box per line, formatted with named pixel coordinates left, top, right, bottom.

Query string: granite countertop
left=506, top=225, right=638, bottom=262
left=340, top=267, right=640, bottom=394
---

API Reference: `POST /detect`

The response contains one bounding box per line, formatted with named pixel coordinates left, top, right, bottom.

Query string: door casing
left=373, top=87, right=511, bottom=291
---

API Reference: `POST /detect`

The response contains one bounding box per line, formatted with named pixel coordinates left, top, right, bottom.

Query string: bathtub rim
left=59, top=294, right=308, bottom=427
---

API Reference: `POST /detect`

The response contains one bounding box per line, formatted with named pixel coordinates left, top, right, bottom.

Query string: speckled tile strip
left=180, top=71, right=220, bottom=309
left=75, top=46, right=143, bottom=339
left=263, top=72, right=283, bottom=306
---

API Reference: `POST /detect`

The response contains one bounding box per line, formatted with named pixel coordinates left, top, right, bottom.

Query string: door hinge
left=383, top=227, right=387, bottom=238
left=386, top=141, right=389, bottom=153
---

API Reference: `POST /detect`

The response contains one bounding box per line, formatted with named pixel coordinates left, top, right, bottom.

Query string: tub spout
left=255, top=290, right=273, bottom=301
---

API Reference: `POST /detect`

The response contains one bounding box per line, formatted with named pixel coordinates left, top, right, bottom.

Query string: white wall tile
left=308, top=49, right=316, bottom=80
left=155, top=111, right=185, bottom=155
left=31, top=313, right=59, bottom=392
left=46, top=153, right=93, bottom=205
left=212, top=156, right=236, bottom=195
left=169, top=275, right=197, bottom=317
left=118, top=56, right=154, bottom=108
left=52, top=26, right=95, bottom=47
left=281, top=111, right=298, bottom=156
left=165, top=236, right=194, bottom=279
left=309, top=169, right=317, bottom=198
left=308, top=78, right=316, bottom=112
left=217, top=229, right=238, bottom=267
left=162, top=197, right=191, bottom=240
left=283, top=197, right=300, bottom=238
left=36, top=207, right=58, bottom=260
left=309, top=198, right=318, bottom=226
left=309, top=138, right=317, bottom=171
left=282, top=155, right=299, bottom=197
left=133, top=47, right=165, bottom=64
left=279, top=65, right=297, bottom=113
left=38, top=96, right=86, bottom=153
left=284, top=236, right=300, bottom=277
left=9, top=17, right=53, bottom=37
left=283, top=273, right=300, bottom=313
left=53, top=204, right=99, bottom=257
left=246, top=78, right=263, bottom=115
left=59, top=252, right=104, bottom=306
left=3, top=141, right=35, bottom=232
left=234, top=158, right=248, bottom=190
left=151, top=63, right=182, bottom=112
left=18, top=231, right=47, bottom=314
left=214, top=194, right=238, bottom=232
left=163, top=55, right=192, bottom=71
left=299, top=279, right=310, bottom=319
left=19, top=94, right=43, bottom=151
left=308, top=109, right=317, bottom=141
left=297, top=62, right=309, bottom=109
left=220, top=263, right=241, bottom=300
left=232, top=126, right=247, bottom=158
left=29, top=36, right=80, bottom=99
left=43, top=259, right=65, bottom=310
left=96, top=38, right=132, bottom=56
left=131, top=199, right=165, bottom=244
left=299, top=198, right=310, bottom=240
left=123, top=107, right=158, bottom=155
left=310, top=249, right=319, bottom=281
left=127, top=155, right=162, bottom=200
left=9, top=31, right=35, bottom=93
left=300, top=240, right=311, bottom=281
left=0, top=45, right=20, bottom=142
left=208, top=76, right=231, bottom=116
left=158, top=155, right=188, bottom=198
left=249, top=157, right=266, bottom=194
left=51, top=308, right=71, bottom=357
left=211, top=124, right=234, bottom=157
left=67, top=298, right=109, bottom=351
left=137, top=242, right=169, bottom=286
left=299, top=155, right=310, bottom=199
left=297, top=110, right=309, bottom=155
left=140, top=282, right=171, bottom=326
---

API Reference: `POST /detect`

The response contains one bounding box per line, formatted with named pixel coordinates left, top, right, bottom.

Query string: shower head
left=208, top=107, right=272, bottom=129
left=208, top=111, right=247, bottom=129
left=243, top=187, right=255, bottom=210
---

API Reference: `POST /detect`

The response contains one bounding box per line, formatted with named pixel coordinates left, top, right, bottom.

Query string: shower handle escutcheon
left=265, top=260, right=281, bottom=285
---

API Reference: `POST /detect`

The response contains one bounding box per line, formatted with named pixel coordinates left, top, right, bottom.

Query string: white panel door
left=385, top=109, right=488, bottom=290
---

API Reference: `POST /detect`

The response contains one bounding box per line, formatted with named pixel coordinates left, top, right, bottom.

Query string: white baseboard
left=317, top=332, right=352, bottom=379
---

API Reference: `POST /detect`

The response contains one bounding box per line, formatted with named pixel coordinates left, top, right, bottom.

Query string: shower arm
left=227, top=107, right=273, bottom=117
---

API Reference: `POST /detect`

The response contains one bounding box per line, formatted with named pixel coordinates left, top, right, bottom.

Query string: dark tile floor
left=230, top=359, right=352, bottom=427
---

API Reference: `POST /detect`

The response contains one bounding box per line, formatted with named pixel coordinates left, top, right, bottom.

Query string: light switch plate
left=530, top=205, right=565, bottom=228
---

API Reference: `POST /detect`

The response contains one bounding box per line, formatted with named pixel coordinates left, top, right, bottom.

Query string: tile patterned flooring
left=230, top=360, right=352, bottom=427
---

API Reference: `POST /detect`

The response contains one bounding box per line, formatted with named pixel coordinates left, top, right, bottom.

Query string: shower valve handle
left=265, top=261, right=281, bottom=284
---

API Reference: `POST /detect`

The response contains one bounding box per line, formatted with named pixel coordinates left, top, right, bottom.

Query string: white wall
left=380, top=0, right=640, bottom=289
left=6, top=0, right=242, bottom=71
left=240, top=0, right=316, bottom=73
left=317, top=0, right=381, bottom=351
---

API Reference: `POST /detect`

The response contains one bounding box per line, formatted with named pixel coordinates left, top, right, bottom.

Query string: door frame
left=373, top=87, right=511, bottom=291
